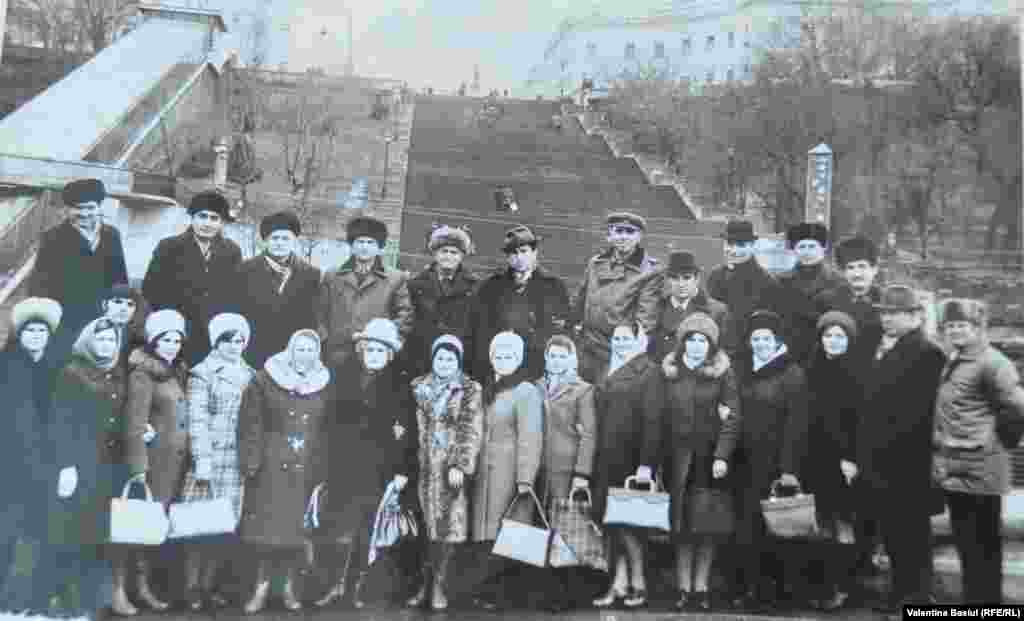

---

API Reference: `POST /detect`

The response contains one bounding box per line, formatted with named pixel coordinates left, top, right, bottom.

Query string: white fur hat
left=208, top=313, right=251, bottom=347
left=10, top=297, right=62, bottom=335
left=489, top=331, right=525, bottom=361
left=145, top=309, right=187, bottom=345
left=354, top=318, right=403, bottom=352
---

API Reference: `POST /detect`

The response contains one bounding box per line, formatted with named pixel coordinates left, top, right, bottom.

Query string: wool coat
left=572, top=248, right=661, bottom=383
left=933, top=342, right=1024, bottom=496
left=404, top=263, right=480, bottom=377
left=705, top=259, right=780, bottom=352
left=590, top=353, right=664, bottom=522
left=221, top=254, right=322, bottom=369
left=237, top=362, right=332, bottom=548
left=318, top=359, right=419, bottom=540
left=857, top=329, right=946, bottom=509
left=28, top=221, right=129, bottom=358
left=775, top=263, right=846, bottom=365
left=471, top=266, right=571, bottom=381
left=123, top=349, right=190, bottom=501
left=141, top=230, right=243, bottom=367
left=470, top=381, right=544, bottom=542
left=732, top=350, right=810, bottom=545
left=316, top=258, right=414, bottom=370
left=536, top=376, right=597, bottom=505
left=813, top=283, right=884, bottom=374
left=184, top=354, right=255, bottom=520
left=47, top=356, right=130, bottom=546
left=411, top=373, right=484, bottom=542
left=650, top=288, right=733, bottom=362
left=658, top=350, right=740, bottom=536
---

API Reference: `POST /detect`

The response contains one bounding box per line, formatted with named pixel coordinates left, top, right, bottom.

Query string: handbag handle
left=624, top=475, right=660, bottom=493
left=568, top=487, right=593, bottom=505
left=306, top=482, right=327, bottom=529
left=768, top=479, right=806, bottom=500
left=121, top=478, right=154, bottom=502
left=500, top=487, right=550, bottom=530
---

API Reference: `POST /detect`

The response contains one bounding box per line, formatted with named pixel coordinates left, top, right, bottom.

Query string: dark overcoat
left=590, top=354, right=663, bottom=522
left=775, top=263, right=845, bottom=365
left=650, top=288, right=733, bottom=362
left=705, top=259, right=780, bottom=352
left=732, top=351, right=809, bottom=545
left=471, top=266, right=571, bottom=381
left=222, top=254, right=322, bottom=369
left=403, top=263, right=480, bottom=377
left=813, top=284, right=883, bottom=375
left=141, top=230, right=243, bottom=367
left=28, top=221, right=128, bottom=358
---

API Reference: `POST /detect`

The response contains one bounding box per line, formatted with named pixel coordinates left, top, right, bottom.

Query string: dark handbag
left=687, top=486, right=734, bottom=536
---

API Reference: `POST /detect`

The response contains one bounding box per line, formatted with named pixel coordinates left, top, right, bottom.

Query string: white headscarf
left=264, top=329, right=330, bottom=395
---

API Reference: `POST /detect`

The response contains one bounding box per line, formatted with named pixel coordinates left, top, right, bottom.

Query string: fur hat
left=667, top=251, right=700, bottom=276
left=606, top=212, right=647, bottom=232
left=786, top=222, right=829, bottom=247
left=490, top=331, right=525, bottom=362
left=10, top=297, right=62, bottom=335
left=835, top=236, right=878, bottom=267
left=354, top=318, right=403, bottom=352
left=260, top=211, right=301, bottom=239
left=145, top=309, right=187, bottom=345
left=817, top=310, right=858, bottom=341
left=676, top=312, right=720, bottom=349
left=188, top=190, right=234, bottom=221
left=503, top=225, right=538, bottom=253
left=747, top=310, right=784, bottom=339
left=940, top=298, right=987, bottom=329
left=62, top=178, right=106, bottom=206
left=874, top=284, right=922, bottom=312
left=208, top=313, right=251, bottom=348
left=346, top=216, right=388, bottom=247
left=427, top=224, right=474, bottom=255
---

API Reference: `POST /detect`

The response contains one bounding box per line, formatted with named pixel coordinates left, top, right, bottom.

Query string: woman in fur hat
left=405, top=335, right=483, bottom=612
left=237, top=329, right=333, bottom=614
left=181, top=313, right=256, bottom=611
left=119, top=309, right=192, bottom=615
left=0, top=298, right=63, bottom=613
left=313, top=318, right=418, bottom=610
left=658, top=313, right=740, bottom=612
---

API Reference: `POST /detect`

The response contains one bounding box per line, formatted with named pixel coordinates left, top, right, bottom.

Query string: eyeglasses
left=609, top=225, right=640, bottom=235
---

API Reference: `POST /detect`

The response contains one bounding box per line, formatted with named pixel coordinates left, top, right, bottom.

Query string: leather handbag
left=760, top=480, right=820, bottom=539
left=167, top=477, right=238, bottom=541
left=548, top=488, right=607, bottom=571
left=603, top=475, right=671, bottom=532
left=687, top=486, right=734, bottom=536
left=492, top=488, right=572, bottom=568
left=109, top=479, right=170, bottom=546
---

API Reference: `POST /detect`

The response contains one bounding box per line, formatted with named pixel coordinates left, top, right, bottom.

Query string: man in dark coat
left=220, top=211, right=321, bottom=369
left=775, top=223, right=845, bottom=365
left=471, top=225, right=571, bottom=380
left=649, top=250, right=733, bottom=362
left=854, top=285, right=946, bottom=616
left=28, top=178, right=129, bottom=360
left=142, top=191, right=243, bottom=367
left=814, top=236, right=884, bottom=373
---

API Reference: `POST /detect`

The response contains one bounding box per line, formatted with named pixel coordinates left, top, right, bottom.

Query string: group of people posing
left=1, top=176, right=1020, bottom=620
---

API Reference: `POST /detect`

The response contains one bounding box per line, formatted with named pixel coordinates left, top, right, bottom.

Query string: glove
left=447, top=467, right=464, bottom=489
left=718, top=404, right=732, bottom=421
left=57, top=466, right=78, bottom=498
left=712, top=459, right=728, bottom=479
left=635, top=465, right=654, bottom=483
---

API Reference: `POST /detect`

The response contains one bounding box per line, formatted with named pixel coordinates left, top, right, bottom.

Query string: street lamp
left=381, top=133, right=396, bottom=199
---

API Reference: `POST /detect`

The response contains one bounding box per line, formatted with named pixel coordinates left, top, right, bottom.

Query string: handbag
left=548, top=488, right=607, bottom=571
left=109, top=479, right=170, bottom=546
left=687, top=486, right=734, bottom=536
left=492, top=488, right=572, bottom=568
left=368, top=481, right=421, bottom=566
left=167, top=476, right=238, bottom=541
left=603, top=475, right=671, bottom=532
left=760, top=480, right=820, bottom=539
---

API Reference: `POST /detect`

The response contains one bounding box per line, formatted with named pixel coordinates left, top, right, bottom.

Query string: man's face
left=434, top=246, right=464, bottom=271
left=943, top=320, right=982, bottom=349
left=68, top=201, right=101, bottom=231
left=724, top=240, right=756, bottom=265
left=351, top=236, right=382, bottom=261
left=266, top=230, right=297, bottom=259
left=501, top=188, right=515, bottom=206
left=103, top=297, right=137, bottom=325
left=608, top=224, right=642, bottom=256
left=880, top=309, right=920, bottom=338
left=843, top=260, right=879, bottom=293
left=545, top=345, right=573, bottom=376
left=794, top=239, right=826, bottom=266
left=665, top=272, right=699, bottom=300
left=506, top=245, right=538, bottom=273
left=192, top=210, right=224, bottom=240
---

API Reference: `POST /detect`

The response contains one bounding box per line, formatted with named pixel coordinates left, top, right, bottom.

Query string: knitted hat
left=10, top=297, right=62, bottom=335
left=835, top=236, right=878, bottom=267
left=490, top=331, right=525, bottom=362
left=431, top=334, right=464, bottom=367
left=188, top=190, right=234, bottom=221
left=346, top=216, right=388, bottom=247
left=606, top=212, right=647, bottom=232
left=145, top=309, right=187, bottom=345
left=747, top=310, right=783, bottom=339
left=427, top=224, right=474, bottom=255
left=354, top=318, right=403, bottom=352
left=260, top=211, right=301, bottom=239
left=62, top=178, right=105, bottom=206
left=676, top=312, right=720, bottom=349
left=817, top=310, right=858, bottom=342
left=208, top=313, right=251, bottom=347
left=940, top=298, right=987, bottom=328
left=786, top=222, right=829, bottom=247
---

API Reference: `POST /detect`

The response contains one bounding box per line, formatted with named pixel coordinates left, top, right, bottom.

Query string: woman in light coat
left=181, top=313, right=255, bottom=611
left=658, top=313, right=739, bottom=612
left=406, top=334, right=483, bottom=611
left=237, top=329, right=333, bottom=614
left=121, top=309, right=191, bottom=614
left=469, top=331, right=544, bottom=612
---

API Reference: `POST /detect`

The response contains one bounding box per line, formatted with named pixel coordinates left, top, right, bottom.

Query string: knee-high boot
left=431, top=543, right=454, bottom=611
left=134, top=557, right=169, bottom=611
left=110, top=561, right=137, bottom=617
left=314, top=542, right=353, bottom=608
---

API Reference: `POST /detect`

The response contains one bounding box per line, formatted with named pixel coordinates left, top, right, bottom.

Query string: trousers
left=947, top=492, right=1003, bottom=604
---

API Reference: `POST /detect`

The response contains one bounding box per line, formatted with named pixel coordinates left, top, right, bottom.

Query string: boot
left=350, top=571, right=369, bottom=609
left=183, top=552, right=204, bottom=611
left=201, top=560, right=230, bottom=608
left=430, top=543, right=453, bottom=611
left=135, top=559, right=169, bottom=612
left=406, top=557, right=432, bottom=609
left=110, top=564, right=137, bottom=617
left=315, top=543, right=353, bottom=608
left=243, top=563, right=270, bottom=615
left=282, top=569, right=302, bottom=612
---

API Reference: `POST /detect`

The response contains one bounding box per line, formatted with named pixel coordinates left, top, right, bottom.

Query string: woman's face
left=291, top=336, right=320, bottom=368
left=434, top=246, right=464, bottom=271
left=545, top=345, right=572, bottom=376
left=750, top=328, right=779, bottom=362
left=217, top=333, right=247, bottom=361
left=19, top=322, right=50, bottom=354
left=611, top=326, right=639, bottom=357
left=103, top=297, right=136, bottom=325
left=684, top=333, right=710, bottom=362
left=432, top=348, right=460, bottom=379
left=91, top=329, right=119, bottom=360
left=155, top=331, right=183, bottom=363
left=491, top=349, right=522, bottom=377
left=362, top=340, right=392, bottom=371
left=821, top=325, right=849, bottom=357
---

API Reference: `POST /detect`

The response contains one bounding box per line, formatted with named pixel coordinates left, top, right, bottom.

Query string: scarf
left=72, top=318, right=119, bottom=372
left=753, top=343, right=788, bottom=373
left=193, top=234, right=212, bottom=262
left=73, top=222, right=100, bottom=252
left=264, top=330, right=330, bottom=395
left=414, top=372, right=464, bottom=450
left=512, top=268, right=534, bottom=293
left=265, top=254, right=294, bottom=295
left=875, top=334, right=900, bottom=360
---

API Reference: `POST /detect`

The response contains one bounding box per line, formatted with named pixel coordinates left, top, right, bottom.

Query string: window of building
left=654, top=41, right=665, bottom=58
left=682, top=37, right=692, bottom=55
left=728, top=31, right=735, bottom=48
left=625, top=42, right=636, bottom=59
left=706, top=35, right=715, bottom=52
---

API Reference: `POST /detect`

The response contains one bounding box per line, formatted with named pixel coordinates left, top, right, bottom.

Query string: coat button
left=111, top=393, right=118, bottom=399
left=289, top=411, right=295, bottom=417
left=108, top=417, right=115, bottom=424
left=282, top=463, right=289, bottom=471
left=107, top=440, right=116, bottom=448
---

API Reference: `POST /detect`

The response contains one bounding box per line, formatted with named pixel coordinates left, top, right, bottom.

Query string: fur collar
left=128, top=348, right=186, bottom=382
left=263, top=351, right=330, bottom=395
left=662, top=349, right=731, bottom=380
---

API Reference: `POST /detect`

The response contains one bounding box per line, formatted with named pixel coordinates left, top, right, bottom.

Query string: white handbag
left=602, top=475, right=671, bottom=532
left=168, top=490, right=237, bottom=541
left=109, top=479, right=170, bottom=546
left=492, top=488, right=573, bottom=568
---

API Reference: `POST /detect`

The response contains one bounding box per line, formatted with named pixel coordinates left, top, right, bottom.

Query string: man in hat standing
left=29, top=178, right=128, bottom=359
left=775, top=223, right=845, bottom=365
left=471, top=224, right=570, bottom=379
left=221, top=211, right=321, bottom=368
left=853, top=285, right=946, bottom=617
left=142, top=190, right=242, bottom=367
left=814, top=236, right=885, bottom=372
left=571, top=212, right=661, bottom=383
left=650, top=251, right=733, bottom=362
left=317, top=215, right=413, bottom=370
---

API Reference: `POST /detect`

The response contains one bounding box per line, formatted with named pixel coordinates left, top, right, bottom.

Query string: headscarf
left=543, top=335, right=579, bottom=397
left=421, top=335, right=465, bottom=418
left=484, top=331, right=530, bottom=406
left=72, top=317, right=121, bottom=372
left=264, top=329, right=330, bottom=395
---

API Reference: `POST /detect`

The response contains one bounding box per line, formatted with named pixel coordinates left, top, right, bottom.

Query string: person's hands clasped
left=447, top=467, right=464, bottom=490
left=712, top=459, right=728, bottom=479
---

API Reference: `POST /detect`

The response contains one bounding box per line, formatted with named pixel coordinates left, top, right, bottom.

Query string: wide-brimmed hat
left=666, top=251, right=700, bottom=276
left=721, top=220, right=757, bottom=243
left=260, top=211, right=301, bottom=239
left=10, top=297, right=62, bottom=335
left=606, top=212, right=647, bottom=232
left=346, top=216, right=388, bottom=247
left=62, top=178, right=106, bottom=206
left=503, top=225, right=538, bottom=253
left=835, top=236, right=878, bottom=267
left=187, top=190, right=234, bottom=221
left=873, top=284, right=922, bottom=312
left=786, top=222, right=829, bottom=247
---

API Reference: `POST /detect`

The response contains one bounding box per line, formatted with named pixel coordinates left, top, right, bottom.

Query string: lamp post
left=805, top=142, right=833, bottom=227
left=381, top=133, right=395, bottom=199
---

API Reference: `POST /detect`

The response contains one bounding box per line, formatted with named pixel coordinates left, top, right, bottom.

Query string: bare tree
left=73, top=0, right=134, bottom=53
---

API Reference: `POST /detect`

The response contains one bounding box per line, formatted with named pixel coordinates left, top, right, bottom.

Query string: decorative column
left=805, top=142, right=833, bottom=226
left=213, top=137, right=229, bottom=189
